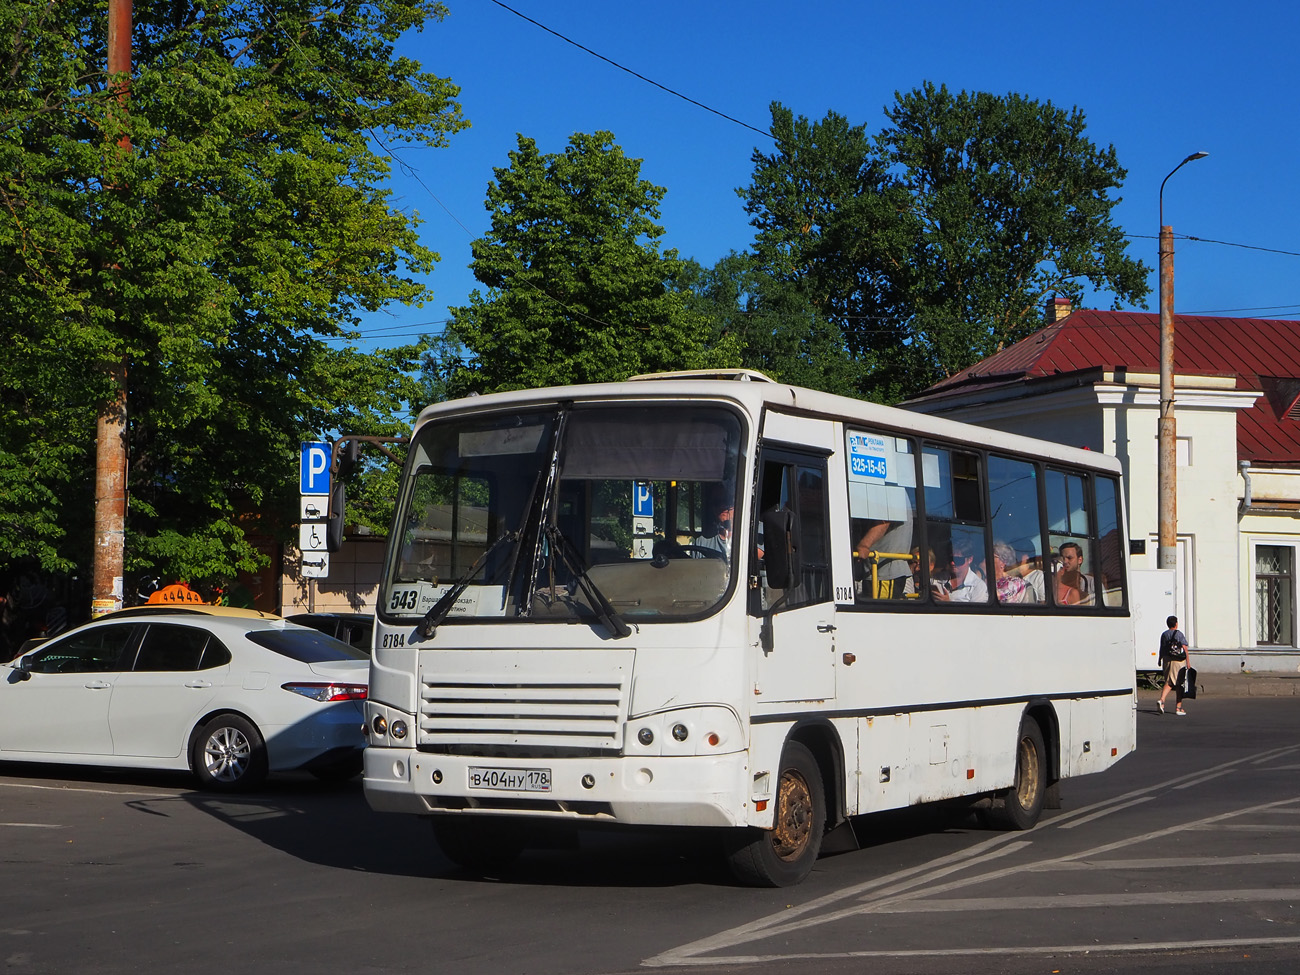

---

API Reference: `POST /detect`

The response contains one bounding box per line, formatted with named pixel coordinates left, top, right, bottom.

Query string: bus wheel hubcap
left=773, top=770, right=813, bottom=860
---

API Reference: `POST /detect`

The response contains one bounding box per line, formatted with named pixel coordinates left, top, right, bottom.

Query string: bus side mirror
left=326, top=482, right=346, bottom=553
left=761, top=505, right=801, bottom=590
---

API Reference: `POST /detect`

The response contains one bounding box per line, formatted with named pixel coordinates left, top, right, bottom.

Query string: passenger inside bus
left=992, top=542, right=1030, bottom=604
left=902, top=547, right=936, bottom=598
left=1054, top=542, right=1095, bottom=606
left=933, top=534, right=987, bottom=603
left=852, top=514, right=913, bottom=599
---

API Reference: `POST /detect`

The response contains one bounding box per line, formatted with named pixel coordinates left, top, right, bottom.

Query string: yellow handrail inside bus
left=858, top=550, right=914, bottom=598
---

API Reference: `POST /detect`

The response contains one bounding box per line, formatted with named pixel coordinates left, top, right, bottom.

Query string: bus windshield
left=382, top=403, right=745, bottom=625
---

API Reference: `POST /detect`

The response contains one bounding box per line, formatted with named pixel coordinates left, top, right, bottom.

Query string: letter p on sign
left=300, top=441, right=331, bottom=496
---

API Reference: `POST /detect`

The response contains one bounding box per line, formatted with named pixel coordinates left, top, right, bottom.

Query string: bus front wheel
left=987, top=718, right=1047, bottom=831
left=725, top=741, right=825, bottom=887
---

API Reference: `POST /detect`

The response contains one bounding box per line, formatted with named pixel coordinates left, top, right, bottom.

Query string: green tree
left=683, top=252, right=870, bottom=397
left=0, top=0, right=466, bottom=586
left=743, top=86, right=1151, bottom=400
left=430, top=131, right=738, bottom=397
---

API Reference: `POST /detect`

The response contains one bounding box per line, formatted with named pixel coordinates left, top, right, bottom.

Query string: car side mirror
left=12, top=654, right=34, bottom=680
left=761, top=505, right=802, bottom=590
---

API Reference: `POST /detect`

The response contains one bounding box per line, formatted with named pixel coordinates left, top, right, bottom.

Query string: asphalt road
left=2, top=694, right=1298, bottom=975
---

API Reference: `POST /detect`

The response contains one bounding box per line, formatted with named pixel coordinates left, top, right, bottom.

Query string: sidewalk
left=1140, top=672, right=1300, bottom=698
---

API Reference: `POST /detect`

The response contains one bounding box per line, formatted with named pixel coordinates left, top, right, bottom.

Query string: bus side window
left=923, top=446, right=990, bottom=606
left=1046, top=470, right=1096, bottom=608
left=753, top=453, right=830, bottom=612
left=988, top=455, right=1045, bottom=605
left=845, top=430, right=917, bottom=602
left=1095, top=476, right=1126, bottom=608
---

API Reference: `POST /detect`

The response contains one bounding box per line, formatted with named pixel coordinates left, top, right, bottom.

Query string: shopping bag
left=1180, top=666, right=1198, bottom=699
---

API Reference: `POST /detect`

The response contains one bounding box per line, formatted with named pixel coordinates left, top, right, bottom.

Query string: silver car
left=0, top=607, right=368, bottom=790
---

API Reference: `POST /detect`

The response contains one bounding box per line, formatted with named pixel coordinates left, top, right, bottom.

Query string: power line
left=489, top=0, right=774, bottom=141
left=263, top=10, right=628, bottom=338
left=1127, top=232, right=1300, bottom=258
left=1182, top=235, right=1300, bottom=258
left=1185, top=304, right=1300, bottom=316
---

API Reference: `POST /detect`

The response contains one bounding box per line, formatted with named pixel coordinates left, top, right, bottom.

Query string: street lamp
left=1157, top=150, right=1209, bottom=574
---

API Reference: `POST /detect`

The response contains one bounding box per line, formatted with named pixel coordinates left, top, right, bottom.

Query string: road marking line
left=0, top=782, right=185, bottom=798
left=1193, top=823, right=1300, bottom=832
left=1053, top=742, right=1300, bottom=829
left=1174, top=769, right=1237, bottom=790
left=0, top=822, right=65, bottom=829
left=1253, top=745, right=1300, bottom=765
left=644, top=833, right=1030, bottom=964
left=1059, top=794, right=1154, bottom=828
left=646, top=793, right=1300, bottom=967
left=868, top=888, right=1300, bottom=914
left=642, top=936, right=1300, bottom=966
left=1043, top=853, right=1300, bottom=870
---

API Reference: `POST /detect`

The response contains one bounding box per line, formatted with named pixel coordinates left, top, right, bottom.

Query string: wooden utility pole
left=1155, top=150, right=1208, bottom=583
left=91, top=0, right=132, bottom=617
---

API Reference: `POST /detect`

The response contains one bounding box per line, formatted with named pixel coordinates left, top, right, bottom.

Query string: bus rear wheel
left=725, top=741, right=825, bottom=887
left=987, top=717, right=1046, bottom=831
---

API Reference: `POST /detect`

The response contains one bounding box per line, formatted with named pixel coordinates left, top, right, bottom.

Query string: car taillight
left=281, top=682, right=368, bottom=702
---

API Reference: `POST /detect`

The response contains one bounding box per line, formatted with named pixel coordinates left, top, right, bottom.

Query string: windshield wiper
left=542, top=523, right=632, bottom=639
left=414, top=530, right=519, bottom=641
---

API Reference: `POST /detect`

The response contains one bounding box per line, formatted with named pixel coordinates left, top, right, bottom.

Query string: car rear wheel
left=192, top=714, right=268, bottom=792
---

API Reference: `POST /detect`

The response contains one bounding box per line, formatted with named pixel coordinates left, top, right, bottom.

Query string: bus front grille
left=417, top=649, right=632, bottom=749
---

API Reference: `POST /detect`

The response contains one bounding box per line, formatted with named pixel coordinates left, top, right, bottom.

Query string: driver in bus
left=692, top=490, right=734, bottom=559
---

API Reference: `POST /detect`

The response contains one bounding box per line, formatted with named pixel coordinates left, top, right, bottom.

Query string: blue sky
left=351, top=0, right=1300, bottom=351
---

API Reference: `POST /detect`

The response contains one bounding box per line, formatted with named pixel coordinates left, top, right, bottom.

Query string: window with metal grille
left=1254, top=545, right=1294, bottom=647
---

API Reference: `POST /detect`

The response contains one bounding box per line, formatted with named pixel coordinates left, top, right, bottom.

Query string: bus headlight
left=626, top=707, right=742, bottom=756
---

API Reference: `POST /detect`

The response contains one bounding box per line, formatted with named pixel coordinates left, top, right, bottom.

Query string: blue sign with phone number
left=847, top=432, right=888, bottom=481
left=850, top=454, right=887, bottom=478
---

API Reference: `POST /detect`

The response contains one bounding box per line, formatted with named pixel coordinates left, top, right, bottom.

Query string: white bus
left=359, top=370, right=1135, bottom=886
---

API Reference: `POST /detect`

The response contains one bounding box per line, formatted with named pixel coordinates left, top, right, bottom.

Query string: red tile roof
left=919, top=310, right=1300, bottom=466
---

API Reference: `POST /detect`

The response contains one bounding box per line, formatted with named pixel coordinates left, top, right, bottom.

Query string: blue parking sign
left=633, top=481, right=654, bottom=518
left=300, top=442, right=331, bottom=495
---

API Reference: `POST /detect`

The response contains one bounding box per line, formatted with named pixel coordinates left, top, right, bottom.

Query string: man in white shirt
left=933, top=538, right=987, bottom=603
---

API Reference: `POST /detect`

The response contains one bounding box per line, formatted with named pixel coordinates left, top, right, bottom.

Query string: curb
left=1140, top=675, right=1300, bottom=699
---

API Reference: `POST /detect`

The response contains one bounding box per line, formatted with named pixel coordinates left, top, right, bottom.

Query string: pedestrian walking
left=1157, top=615, right=1191, bottom=716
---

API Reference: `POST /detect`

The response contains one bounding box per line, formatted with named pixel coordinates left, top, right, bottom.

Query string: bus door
left=750, top=447, right=836, bottom=704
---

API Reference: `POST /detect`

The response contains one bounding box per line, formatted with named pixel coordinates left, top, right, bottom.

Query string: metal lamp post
left=1157, top=150, right=1209, bottom=573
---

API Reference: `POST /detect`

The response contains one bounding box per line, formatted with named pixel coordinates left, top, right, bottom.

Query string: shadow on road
left=0, top=763, right=999, bottom=889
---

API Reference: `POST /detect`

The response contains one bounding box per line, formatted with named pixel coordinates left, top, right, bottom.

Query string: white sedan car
left=0, top=607, right=368, bottom=790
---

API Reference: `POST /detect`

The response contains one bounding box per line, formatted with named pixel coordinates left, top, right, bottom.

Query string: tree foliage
left=742, top=85, right=1151, bottom=401
left=429, top=131, right=738, bottom=397
left=0, top=0, right=466, bottom=585
left=682, top=252, right=870, bottom=397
